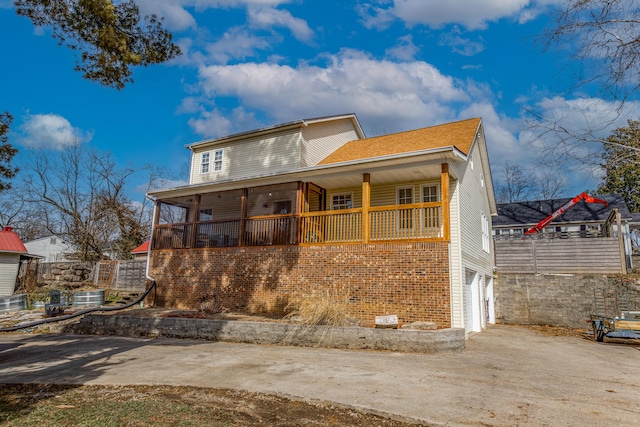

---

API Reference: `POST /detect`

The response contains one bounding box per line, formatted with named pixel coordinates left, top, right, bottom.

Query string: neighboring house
left=0, top=226, right=28, bottom=296
left=131, top=241, right=149, bottom=261
left=148, top=114, right=497, bottom=334
left=23, top=235, right=76, bottom=262
left=493, top=194, right=634, bottom=273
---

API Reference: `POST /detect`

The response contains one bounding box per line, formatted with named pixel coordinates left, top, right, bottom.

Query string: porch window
left=421, top=183, right=440, bottom=231
left=199, top=208, right=213, bottom=221
left=397, top=186, right=414, bottom=229
left=201, top=153, right=210, bottom=174
left=331, top=192, right=353, bottom=210
left=213, top=149, right=223, bottom=172
left=421, top=183, right=439, bottom=202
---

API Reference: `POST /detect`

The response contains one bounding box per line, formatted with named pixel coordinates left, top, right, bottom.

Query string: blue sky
left=1, top=0, right=639, bottom=200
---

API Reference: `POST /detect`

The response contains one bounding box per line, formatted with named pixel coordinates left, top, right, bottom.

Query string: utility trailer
left=589, top=288, right=640, bottom=342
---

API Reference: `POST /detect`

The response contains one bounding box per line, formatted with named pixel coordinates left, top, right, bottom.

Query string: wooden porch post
left=239, top=188, right=248, bottom=246
left=190, top=194, right=201, bottom=248
left=441, top=164, right=451, bottom=241
left=362, top=173, right=371, bottom=243
left=296, top=182, right=304, bottom=244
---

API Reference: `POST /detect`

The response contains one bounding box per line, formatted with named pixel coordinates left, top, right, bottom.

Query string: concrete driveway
left=1, top=325, right=639, bottom=426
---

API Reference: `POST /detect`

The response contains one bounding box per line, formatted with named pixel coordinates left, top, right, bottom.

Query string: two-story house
left=147, top=114, right=497, bottom=333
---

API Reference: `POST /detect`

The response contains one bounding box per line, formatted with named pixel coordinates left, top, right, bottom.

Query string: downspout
left=0, top=199, right=159, bottom=333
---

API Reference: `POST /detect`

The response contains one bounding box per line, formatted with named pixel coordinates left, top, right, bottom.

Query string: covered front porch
left=152, top=164, right=452, bottom=250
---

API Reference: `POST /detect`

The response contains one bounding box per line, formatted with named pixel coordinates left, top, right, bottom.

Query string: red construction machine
left=524, top=191, right=609, bottom=235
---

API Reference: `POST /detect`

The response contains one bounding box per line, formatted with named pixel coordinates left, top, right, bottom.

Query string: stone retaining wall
left=70, top=313, right=465, bottom=353
left=495, top=273, right=640, bottom=328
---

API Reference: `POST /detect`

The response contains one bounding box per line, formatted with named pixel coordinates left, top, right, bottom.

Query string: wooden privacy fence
left=26, top=260, right=147, bottom=293
left=93, top=260, right=147, bottom=292
left=494, top=237, right=626, bottom=274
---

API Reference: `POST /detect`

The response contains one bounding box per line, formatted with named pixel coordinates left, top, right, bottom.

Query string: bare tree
left=530, top=0, right=640, bottom=164
left=537, top=169, right=569, bottom=200
left=496, top=162, right=538, bottom=203
left=20, top=145, right=153, bottom=260
left=543, top=0, right=640, bottom=101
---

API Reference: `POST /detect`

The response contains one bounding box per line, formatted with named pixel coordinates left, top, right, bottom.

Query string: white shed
left=23, top=235, right=76, bottom=262
left=0, top=227, right=28, bottom=296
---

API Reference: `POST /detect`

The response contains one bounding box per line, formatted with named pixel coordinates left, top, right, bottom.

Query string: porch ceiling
left=150, top=149, right=461, bottom=202
left=308, top=161, right=444, bottom=189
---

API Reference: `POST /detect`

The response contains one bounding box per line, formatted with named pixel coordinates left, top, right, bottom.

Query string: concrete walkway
left=1, top=325, right=639, bottom=426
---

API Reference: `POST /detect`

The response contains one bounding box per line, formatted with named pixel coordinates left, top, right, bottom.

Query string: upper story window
left=213, top=149, right=223, bottom=172
left=481, top=213, right=490, bottom=253
left=201, top=153, right=210, bottom=174
left=331, top=192, right=353, bottom=210
left=200, top=149, right=224, bottom=174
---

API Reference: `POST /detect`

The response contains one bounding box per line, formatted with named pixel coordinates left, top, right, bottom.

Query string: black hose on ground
left=0, top=280, right=156, bottom=333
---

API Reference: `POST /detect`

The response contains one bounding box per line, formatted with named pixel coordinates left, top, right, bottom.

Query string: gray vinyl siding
left=190, top=128, right=302, bottom=185
left=448, top=177, right=464, bottom=329
left=300, top=119, right=361, bottom=167
left=448, top=140, right=495, bottom=330
left=0, top=253, right=20, bottom=296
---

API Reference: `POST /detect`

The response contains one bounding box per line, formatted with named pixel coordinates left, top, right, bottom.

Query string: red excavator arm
left=524, top=192, right=609, bottom=235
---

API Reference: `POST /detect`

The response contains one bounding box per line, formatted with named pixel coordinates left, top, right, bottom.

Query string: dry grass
left=285, top=286, right=356, bottom=327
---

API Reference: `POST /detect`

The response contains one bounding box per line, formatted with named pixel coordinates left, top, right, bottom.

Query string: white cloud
left=385, top=35, right=420, bottom=61
left=248, top=6, right=314, bottom=42
left=357, top=4, right=397, bottom=30
left=439, top=27, right=484, bottom=56
left=191, top=49, right=469, bottom=136
left=205, top=27, right=270, bottom=64
left=136, top=0, right=197, bottom=31
left=358, top=0, right=563, bottom=30
left=188, top=106, right=259, bottom=138
left=18, top=114, right=92, bottom=150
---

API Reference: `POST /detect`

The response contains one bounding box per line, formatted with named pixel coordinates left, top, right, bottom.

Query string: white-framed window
left=481, top=213, right=490, bottom=253
left=421, top=183, right=441, bottom=233
left=397, top=186, right=414, bottom=229
left=213, top=149, right=223, bottom=172
left=420, top=183, right=440, bottom=203
left=200, top=152, right=210, bottom=174
left=331, top=192, right=353, bottom=210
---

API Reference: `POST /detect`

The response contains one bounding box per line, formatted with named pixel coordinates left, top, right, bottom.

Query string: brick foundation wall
left=149, top=242, right=451, bottom=328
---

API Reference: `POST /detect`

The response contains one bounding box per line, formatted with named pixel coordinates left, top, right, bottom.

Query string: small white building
left=23, top=235, right=76, bottom=262
left=0, top=226, right=28, bottom=296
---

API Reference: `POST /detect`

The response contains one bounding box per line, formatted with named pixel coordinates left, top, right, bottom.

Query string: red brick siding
left=149, top=242, right=451, bottom=328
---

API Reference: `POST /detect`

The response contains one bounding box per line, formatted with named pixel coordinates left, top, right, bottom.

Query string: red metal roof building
left=0, top=226, right=27, bottom=254
left=0, top=226, right=27, bottom=297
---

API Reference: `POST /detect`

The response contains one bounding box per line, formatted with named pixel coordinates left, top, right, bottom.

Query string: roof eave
left=185, top=113, right=364, bottom=151
left=149, top=146, right=465, bottom=199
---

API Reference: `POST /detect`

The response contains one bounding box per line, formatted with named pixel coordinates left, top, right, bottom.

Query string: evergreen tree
left=0, top=112, right=18, bottom=192
left=597, top=119, right=640, bottom=212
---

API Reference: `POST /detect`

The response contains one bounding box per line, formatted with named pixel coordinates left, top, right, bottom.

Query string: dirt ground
left=1, top=384, right=422, bottom=426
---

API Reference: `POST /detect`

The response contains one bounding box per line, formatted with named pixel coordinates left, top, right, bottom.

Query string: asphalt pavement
left=1, top=325, right=639, bottom=426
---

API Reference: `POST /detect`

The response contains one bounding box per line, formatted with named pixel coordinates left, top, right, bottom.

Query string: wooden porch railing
left=300, top=208, right=362, bottom=244
left=244, top=214, right=297, bottom=246
left=369, top=202, right=442, bottom=241
left=153, top=202, right=445, bottom=250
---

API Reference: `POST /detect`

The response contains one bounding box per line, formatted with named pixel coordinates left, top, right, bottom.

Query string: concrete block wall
left=149, top=242, right=451, bottom=328
left=495, top=273, right=640, bottom=328
left=71, top=313, right=466, bottom=353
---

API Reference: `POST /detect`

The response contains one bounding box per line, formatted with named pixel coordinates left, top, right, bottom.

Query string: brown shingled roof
left=319, top=117, right=481, bottom=165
